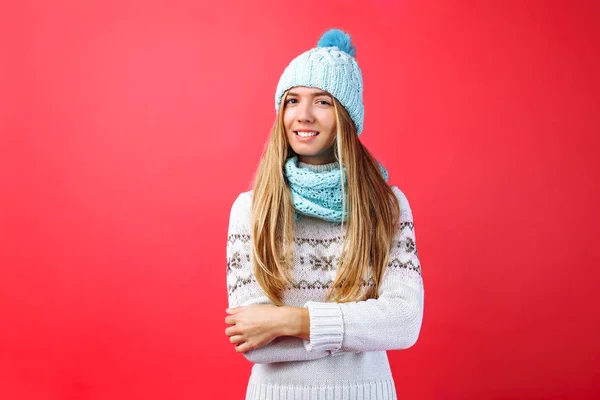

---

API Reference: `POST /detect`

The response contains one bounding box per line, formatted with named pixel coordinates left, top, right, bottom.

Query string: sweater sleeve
left=226, top=192, right=330, bottom=363
left=303, top=187, right=425, bottom=353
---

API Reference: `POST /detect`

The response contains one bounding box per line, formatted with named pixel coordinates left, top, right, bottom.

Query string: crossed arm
left=224, top=188, right=424, bottom=364
left=224, top=303, right=309, bottom=353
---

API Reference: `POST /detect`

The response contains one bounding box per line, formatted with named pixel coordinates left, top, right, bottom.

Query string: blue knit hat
left=275, top=29, right=365, bottom=135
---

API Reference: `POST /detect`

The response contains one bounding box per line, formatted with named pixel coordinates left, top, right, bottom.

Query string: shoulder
left=389, top=185, right=409, bottom=207
left=230, top=190, right=254, bottom=211
left=228, top=190, right=254, bottom=227
left=389, top=185, right=414, bottom=221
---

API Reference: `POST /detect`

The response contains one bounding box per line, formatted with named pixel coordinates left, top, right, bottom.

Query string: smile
left=295, top=131, right=319, bottom=137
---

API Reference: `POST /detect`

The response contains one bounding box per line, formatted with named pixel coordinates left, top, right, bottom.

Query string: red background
left=1, top=0, right=599, bottom=399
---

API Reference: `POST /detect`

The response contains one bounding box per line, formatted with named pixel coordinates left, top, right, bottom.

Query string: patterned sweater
left=226, top=186, right=424, bottom=400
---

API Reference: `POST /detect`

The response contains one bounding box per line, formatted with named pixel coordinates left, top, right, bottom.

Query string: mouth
left=294, top=130, right=320, bottom=138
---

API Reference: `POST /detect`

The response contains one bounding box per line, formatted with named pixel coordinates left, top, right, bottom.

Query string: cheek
left=282, top=114, right=294, bottom=134
left=283, top=118, right=293, bottom=134
left=326, top=131, right=337, bottom=146
left=326, top=114, right=336, bottom=138
left=325, top=111, right=336, bottom=131
left=282, top=108, right=294, bottom=126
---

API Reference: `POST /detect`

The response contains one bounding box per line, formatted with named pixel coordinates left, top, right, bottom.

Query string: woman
left=225, top=29, right=424, bottom=400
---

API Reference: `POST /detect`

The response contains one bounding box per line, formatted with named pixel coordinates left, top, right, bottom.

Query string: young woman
left=225, top=29, right=424, bottom=400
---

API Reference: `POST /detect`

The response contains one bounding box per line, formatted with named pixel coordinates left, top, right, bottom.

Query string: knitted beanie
left=275, top=29, right=365, bottom=135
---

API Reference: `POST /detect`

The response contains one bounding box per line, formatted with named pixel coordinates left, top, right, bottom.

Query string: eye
left=317, top=99, right=331, bottom=105
left=285, top=98, right=298, bottom=104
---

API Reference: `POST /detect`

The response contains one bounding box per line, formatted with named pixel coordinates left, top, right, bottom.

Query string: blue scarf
left=284, top=156, right=389, bottom=223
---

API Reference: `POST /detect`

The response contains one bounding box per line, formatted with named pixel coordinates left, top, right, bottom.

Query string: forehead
left=287, top=86, right=332, bottom=97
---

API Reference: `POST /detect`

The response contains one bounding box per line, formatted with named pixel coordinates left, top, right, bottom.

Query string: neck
left=297, top=160, right=339, bottom=173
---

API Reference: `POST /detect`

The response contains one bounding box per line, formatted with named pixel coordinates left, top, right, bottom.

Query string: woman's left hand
left=224, top=304, right=286, bottom=353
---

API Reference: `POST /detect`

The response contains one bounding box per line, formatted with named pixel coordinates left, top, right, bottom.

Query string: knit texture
left=284, top=156, right=389, bottom=223
left=226, top=186, right=424, bottom=400
left=275, top=29, right=365, bottom=135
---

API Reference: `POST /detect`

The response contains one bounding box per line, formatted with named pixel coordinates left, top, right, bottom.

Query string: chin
left=293, top=151, right=320, bottom=158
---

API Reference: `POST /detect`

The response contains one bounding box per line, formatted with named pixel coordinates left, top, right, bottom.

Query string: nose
left=296, top=101, right=315, bottom=123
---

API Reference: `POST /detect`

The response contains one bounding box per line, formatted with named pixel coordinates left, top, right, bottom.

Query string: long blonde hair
left=251, top=92, right=400, bottom=305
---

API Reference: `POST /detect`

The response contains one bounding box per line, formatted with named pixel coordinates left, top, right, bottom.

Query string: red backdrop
left=1, top=0, right=599, bottom=399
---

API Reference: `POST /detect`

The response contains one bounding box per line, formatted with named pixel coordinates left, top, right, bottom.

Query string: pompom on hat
left=275, top=29, right=365, bottom=135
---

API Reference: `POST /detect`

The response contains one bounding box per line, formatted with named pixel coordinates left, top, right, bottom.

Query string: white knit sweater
left=226, top=186, right=424, bottom=400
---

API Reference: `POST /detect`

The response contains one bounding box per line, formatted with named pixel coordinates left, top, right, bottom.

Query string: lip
left=293, top=130, right=320, bottom=142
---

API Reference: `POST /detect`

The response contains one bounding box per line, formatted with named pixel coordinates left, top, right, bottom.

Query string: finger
left=225, top=315, right=235, bottom=325
left=226, top=306, right=246, bottom=314
left=225, top=326, right=238, bottom=337
left=229, top=335, right=244, bottom=344
left=235, top=342, right=252, bottom=353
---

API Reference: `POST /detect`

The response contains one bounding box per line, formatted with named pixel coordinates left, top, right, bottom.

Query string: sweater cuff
left=302, top=301, right=344, bottom=352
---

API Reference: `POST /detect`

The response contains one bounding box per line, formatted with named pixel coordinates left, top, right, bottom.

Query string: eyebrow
left=287, top=90, right=332, bottom=98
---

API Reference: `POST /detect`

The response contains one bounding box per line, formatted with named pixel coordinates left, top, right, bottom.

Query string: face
left=282, top=86, right=337, bottom=165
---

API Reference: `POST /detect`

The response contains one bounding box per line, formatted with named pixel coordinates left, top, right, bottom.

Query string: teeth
left=296, top=131, right=318, bottom=137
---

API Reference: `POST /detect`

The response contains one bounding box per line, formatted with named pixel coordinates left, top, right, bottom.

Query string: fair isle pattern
left=227, top=240, right=422, bottom=297
left=225, top=186, right=424, bottom=400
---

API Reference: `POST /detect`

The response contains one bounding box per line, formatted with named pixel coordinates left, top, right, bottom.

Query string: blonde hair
left=251, top=92, right=400, bottom=305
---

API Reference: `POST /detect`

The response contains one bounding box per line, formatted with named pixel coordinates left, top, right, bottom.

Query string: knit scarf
left=284, top=156, right=389, bottom=223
